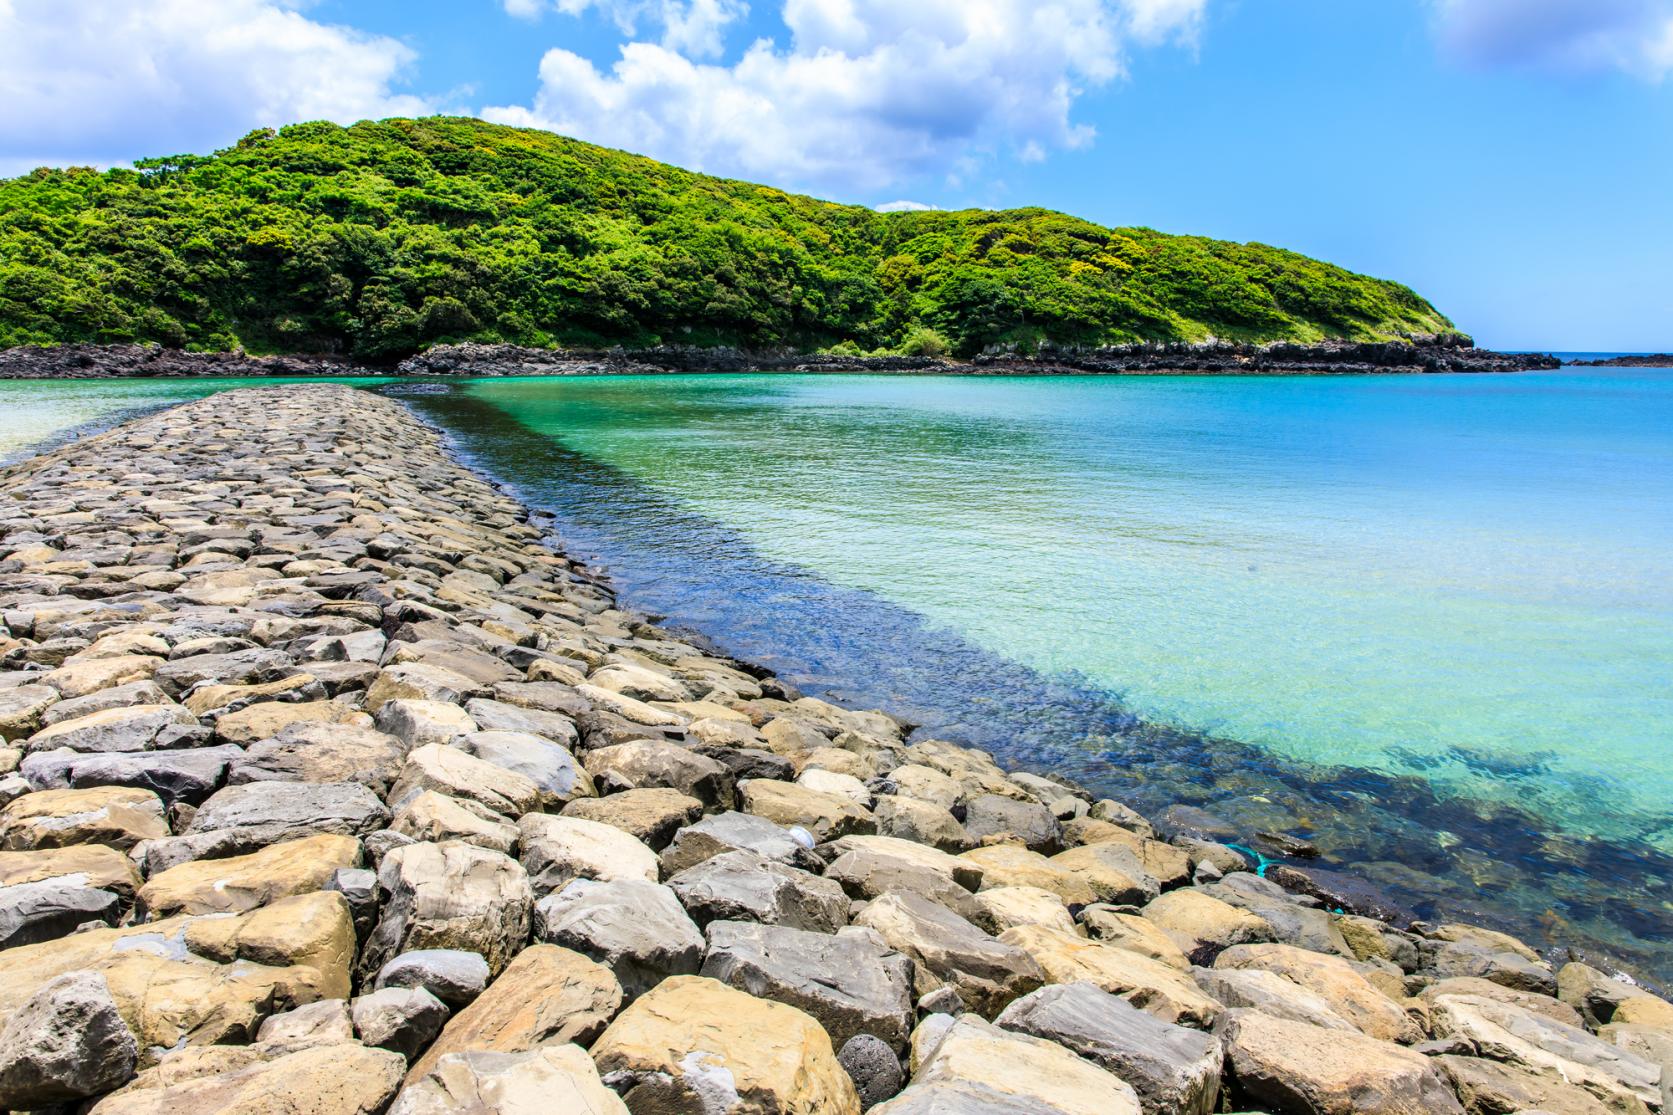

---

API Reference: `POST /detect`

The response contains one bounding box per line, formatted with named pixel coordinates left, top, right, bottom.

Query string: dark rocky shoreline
left=0, top=385, right=1666, bottom=1115
left=1568, top=354, right=1673, bottom=368
left=0, top=335, right=1562, bottom=380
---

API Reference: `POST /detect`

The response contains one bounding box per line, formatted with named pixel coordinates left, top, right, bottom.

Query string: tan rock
left=853, top=891, right=1044, bottom=1019
left=187, top=891, right=358, bottom=999
left=1000, top=925, right=1221, bottom=1027
left=1049, top=843, right=1159, bottom=905
left=1613, top=994, right=1673, bottom=1030
left=40, top=655, right=163, bottom=699
left=393, top=1045, right=627, bottom=1115
left=959, top=844, right=1095, bottom=904
left=886, top=764, right=964, bottom=811
left=1071, top=824, right=1192, bottom=888
left=95, top=951, right=328, bottom=1063
left=739, top=779, right=874, bottom=842
left=366, top=664, right=487, bottom=712
left=376, top=700, right=480, bottom=750
left=1429, top=992, right=1661, bottom=1111
left=1436, top=1055, right=1622, bottom=1115
left=184, top=675, right=319, bottom=718
left=137, top=833, right=362, bottom=917
left=390, top=745, right=541, bottom=819
left=1142, top=888, right=1273, bottom=962
left=407, top=945, right=622, bottom=1084
left=215, top=700, right=372, bottom=745
left=1078, top=905, right=1192, bottom=970
left=590, top=975, right=860, bottom=1114
left=574, top=684, right=684, bottom=727
left=1419, top=976, right=1585, bottom=1029
left=517, top=813, right=659, bottom=895
left=879, top=1014, right=1140, bottom=1115
left=0, top=843, right=143, bottom=896
left=392, top=791, right=518, bottom=854
left=88, top=1040, right=405, bottom=1115
left=361, top=841, right=534, bottom=979
left=970, top=886, right=1078, bottom=935
left=0, top=684, right=59, bottom=740
left=0, top=786, right=168, bottom=850
left=1215, top=943, right=1418, bottom=1042
left=1217, top=1009, right=1463, bottom=1114
left=560, top=787, right=703, bottom=849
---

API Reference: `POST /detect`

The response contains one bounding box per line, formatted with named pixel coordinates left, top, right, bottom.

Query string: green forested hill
left=0, top=116, right=1454, bottom=360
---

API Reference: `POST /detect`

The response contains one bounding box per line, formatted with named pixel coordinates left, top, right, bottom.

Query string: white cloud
left=0, top=0, right=431, bottom=177
left=876, top=199, right=938, bottom=212
left=483, top=0, right=1207, bottom=195
left=1432, top=0, right=1673, bottom=79
left=507, top=0, right=749, bottom=59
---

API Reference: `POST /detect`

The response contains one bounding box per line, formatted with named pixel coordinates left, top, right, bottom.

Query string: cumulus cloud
left=0, top=0, right=431, bottom=176
left=876, top=200, right=939, bottom=212
left=506, top=0, right=749, bottom=59
left=1432, top=0, right=1673, bottom=79
left=483, top=0, right=1207, bottom=194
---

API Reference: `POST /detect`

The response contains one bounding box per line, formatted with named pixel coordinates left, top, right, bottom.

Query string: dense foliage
left=0, top=117, right=1454, bottom=360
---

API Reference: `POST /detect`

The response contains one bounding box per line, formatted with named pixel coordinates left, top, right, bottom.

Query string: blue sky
left=1, top=0, right=1670, bottom=350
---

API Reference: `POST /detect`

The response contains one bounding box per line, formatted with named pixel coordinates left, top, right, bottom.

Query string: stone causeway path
left=0, top=384, right=1667, bottom=1114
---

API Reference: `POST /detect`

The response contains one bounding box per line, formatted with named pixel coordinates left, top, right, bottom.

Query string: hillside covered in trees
left=0, top=117, right=1455, bottom=360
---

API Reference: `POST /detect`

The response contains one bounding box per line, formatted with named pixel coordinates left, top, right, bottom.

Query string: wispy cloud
left=483, top=0, right=1208, bottom=195
left=1432, top=0, right=1673, bottom=79
left=0, top=0, right=431, bottom=177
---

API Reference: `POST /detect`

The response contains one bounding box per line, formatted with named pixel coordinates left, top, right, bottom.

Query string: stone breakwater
left=0, top=385, right=1665, bottom=1115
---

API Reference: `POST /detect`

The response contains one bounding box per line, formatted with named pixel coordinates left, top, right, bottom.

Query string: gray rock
left=188, top=779, right=392, bottom=842
left=583, top=738, right=734, bottom=808
left=226, top=721, right=408, bottom=796
left=668, top=849, right=850, bottom=932
left=53, top=744, right=243, bottom=805
left=839, top=1033, right=905, bottom=1112
left=456, top=729, right=593, bottom=808
left=1426, top=931, right=1558, bottom=997
left=328, top=865, right=380, bottom=938
left=153, top=648, right=295, bottom=696
left=869, top=1080, right=1060, bottom=1113
left=533, top=877, right=703, bottom=1000
left=0, top=971, right=137, bottom=1107
left=361, top=841, right=534, bottom=981
left=0, top=878, right=121, bottom=948
left=873, top=795, right=970, bottom=853
left=852, top=891, right=1046, bottom=1019
left=462, top=697, right=580, bottom=747
left=36, top=682, right=166, bottom=727
left=702, top=920, right=916, bottom=1051
left=1201, top=873, right=1350, bottom=957
left=918, top=988, right=965, bottom=1016
left=257, top=999, right=355, bottom=1045
left=352, top=986, right=450, bottom=1062
left=375, top=948, right=492, bottom=1009
left=23, top=703, right=199, bottom=754
left=997, top=981, right=1222, bottom=1115
left=1190, top=966, right=1358, bottom=1032
left=658, top=809, right=820, bottom=876
left=962, top=795, right=1062, bottom=854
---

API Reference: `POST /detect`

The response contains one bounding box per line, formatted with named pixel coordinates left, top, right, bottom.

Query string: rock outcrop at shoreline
left=0, top=384, right=1665, bottom=1114
left=1569, top=354, right=1673, bottom=368
left=0, top=335, right=1560, bottom=380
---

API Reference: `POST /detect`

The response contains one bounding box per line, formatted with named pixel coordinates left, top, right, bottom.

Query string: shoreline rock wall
left=0, top=384, right=1664, bottom=1115
left=0, top=336, right=1561, bottom=380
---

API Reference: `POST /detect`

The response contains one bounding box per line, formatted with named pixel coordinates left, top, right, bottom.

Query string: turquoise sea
left=3, top=366, right=1671, bottom=976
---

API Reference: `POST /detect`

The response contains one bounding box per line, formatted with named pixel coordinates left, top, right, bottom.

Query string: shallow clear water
left=0, top=377, right=390, bottom=461
left=404, top=368, right=1673, bottom=977
left=451, top=370, right=1673, bottom=843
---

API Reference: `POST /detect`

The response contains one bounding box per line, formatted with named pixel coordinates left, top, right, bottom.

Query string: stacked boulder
left=0, top=384, right=1662, bottom=1114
